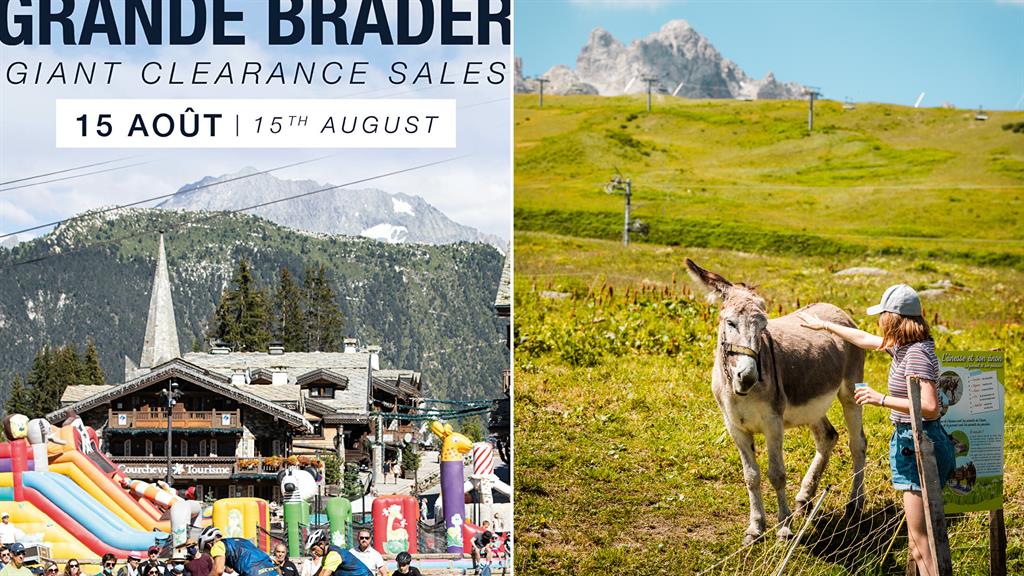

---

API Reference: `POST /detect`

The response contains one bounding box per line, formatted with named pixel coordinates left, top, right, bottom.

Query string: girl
left=799, top=283, right=954, bottom=576
left=61, top=558, right=81, bottom=576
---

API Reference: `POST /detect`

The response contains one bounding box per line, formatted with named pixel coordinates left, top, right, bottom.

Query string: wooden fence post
left=990, top=508, right=1006, bottom=575
left=907, top=376, right=953, bottom=576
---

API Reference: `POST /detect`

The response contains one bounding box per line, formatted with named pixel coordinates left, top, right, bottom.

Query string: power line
left=0, top=155, right=468, bottom=270
left=0, top=160, right=152, bottom=193
left=0, top=156, right=140, bottom=187
left=0, top=155, right=335, bottom=240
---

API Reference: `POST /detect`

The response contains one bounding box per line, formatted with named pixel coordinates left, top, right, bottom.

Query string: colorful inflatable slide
left=0, top=415, right=184, bottom=560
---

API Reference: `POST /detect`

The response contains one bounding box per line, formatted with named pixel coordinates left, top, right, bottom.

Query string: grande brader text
left=1, top=0, right=510, bottom=46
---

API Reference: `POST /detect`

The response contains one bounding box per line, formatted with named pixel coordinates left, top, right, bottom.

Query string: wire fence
left=698, top=453, right=998, bottom=575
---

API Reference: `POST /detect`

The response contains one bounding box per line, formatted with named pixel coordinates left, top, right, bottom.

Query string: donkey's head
left=686, top=258, right=768, bottom=395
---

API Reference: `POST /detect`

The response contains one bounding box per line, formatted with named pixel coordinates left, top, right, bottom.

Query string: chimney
left=272, top=368, right=288, bottom=386
left=231, top=370, right=247, bottom=386
left=367, top=345, right=381, bottom=370
left=343, top=338, right=358, bottom=353
left=268, top=345, right=284, bottom=355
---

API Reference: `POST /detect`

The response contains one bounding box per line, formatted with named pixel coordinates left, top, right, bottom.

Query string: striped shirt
left=886, top=339, right=939, bottom=424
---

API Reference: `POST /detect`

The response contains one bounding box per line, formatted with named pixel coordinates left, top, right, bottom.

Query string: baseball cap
left=867, top=284, right=922, bottom=317
left=128, top=552, right=144, bottom=561
left=148, top=546, right=161, bottom=554
left=8, top=543, right=25, bottom=555
left=1, top=512, right=8, bottom=518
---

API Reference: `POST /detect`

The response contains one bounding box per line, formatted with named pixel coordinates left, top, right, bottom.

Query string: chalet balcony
left=108, top=409, right=242, bottom=430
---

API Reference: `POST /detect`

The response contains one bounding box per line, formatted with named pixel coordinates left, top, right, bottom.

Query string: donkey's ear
left=685, top=258, right=733, bottom=301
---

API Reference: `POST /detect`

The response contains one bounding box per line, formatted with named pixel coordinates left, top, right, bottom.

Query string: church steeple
left=139, top=233, right=180, bottom=369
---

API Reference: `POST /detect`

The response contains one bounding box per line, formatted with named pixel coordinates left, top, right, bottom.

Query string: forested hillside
left=0, top=209, right=506, bottom=404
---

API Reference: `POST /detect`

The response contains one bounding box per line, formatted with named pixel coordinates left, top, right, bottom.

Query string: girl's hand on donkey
left=796, top=312, right=827, bottom=331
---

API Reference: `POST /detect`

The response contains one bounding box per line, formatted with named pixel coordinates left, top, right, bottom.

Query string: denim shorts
left=890, top=420, right=956, bottom=491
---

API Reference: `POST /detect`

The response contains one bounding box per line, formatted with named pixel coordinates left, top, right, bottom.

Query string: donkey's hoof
left=794, top=499, right=810, bottom=516
left=776, top=526, right=794, bottom=540
left=742, top=531, right=762, bottom=546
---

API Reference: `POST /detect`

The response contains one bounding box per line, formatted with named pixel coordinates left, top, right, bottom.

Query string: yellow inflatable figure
left=430, top=421, right=472, bottom=553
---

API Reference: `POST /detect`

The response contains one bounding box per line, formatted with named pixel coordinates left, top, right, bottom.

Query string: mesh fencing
left=698, top=453, right=997, bottom=575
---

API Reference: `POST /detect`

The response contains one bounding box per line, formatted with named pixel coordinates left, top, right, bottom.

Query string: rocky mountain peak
left=652, top=19, right=697, bottom=46
left=159, top=170, right=505, bottom=252
left=588, top=27, right=621, bottom=49
left=517, top=21, right=805, bottom=100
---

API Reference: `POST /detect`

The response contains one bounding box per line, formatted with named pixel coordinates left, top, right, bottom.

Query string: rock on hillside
left=157, top=169, right=505, bottom=252
left=519, top=20, right=805, bottom=100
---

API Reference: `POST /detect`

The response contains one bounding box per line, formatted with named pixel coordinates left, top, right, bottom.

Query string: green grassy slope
left=514, top=94, right=1024, bottom=575
left=515, top=95, right=1024, bottom=267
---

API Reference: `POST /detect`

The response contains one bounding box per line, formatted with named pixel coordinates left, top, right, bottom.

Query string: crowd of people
left=0, top=524, right=448, bottom=576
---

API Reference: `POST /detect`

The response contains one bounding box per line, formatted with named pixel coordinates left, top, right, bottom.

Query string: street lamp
left=160, top=380, right=181, bottom=486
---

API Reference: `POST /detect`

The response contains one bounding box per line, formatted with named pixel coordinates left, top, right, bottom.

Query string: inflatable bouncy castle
left=0, top=414, right=205, bottom=558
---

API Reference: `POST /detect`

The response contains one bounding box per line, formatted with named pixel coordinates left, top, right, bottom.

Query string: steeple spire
left=139, top=234, right=180, bottom=368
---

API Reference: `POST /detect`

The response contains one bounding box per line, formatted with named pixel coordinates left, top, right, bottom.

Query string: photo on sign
left=937, top=370, right=964, bottom=416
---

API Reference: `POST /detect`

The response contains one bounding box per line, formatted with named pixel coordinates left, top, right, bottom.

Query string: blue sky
left=515, top=0, right=1024, bottom=110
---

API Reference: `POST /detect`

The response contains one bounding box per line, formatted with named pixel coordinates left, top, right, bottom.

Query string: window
left=309, top=386, right=335, bottom=399
left=272, top=439, right=281, bottom=456
left=211, top=439, right=218, bottom=457
left=123, top=439, right=131, bottom=456
left=199, top=440, right=208, bottom=456
left=180, top=439, right=188, bottom=457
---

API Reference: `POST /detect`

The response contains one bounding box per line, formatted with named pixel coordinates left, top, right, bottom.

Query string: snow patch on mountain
left=392, top=198, right=414, bottom=216
left=362, top=223, right=409, bottom=243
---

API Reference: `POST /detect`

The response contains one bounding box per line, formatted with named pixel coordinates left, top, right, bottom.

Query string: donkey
left=686, top=259, right=866, bottom=544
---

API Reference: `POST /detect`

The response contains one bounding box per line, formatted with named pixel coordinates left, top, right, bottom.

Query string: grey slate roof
left=238, top=384, right=300, bottom=403
left=60, top=351, right=395, bottom=427
left=50, top=358, right=312, bottom=432
left=62, top=385, right=117, bottom=403
left=372, top=370, right=421, bottom=399
left=181, top=351, right=370, bottom=414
